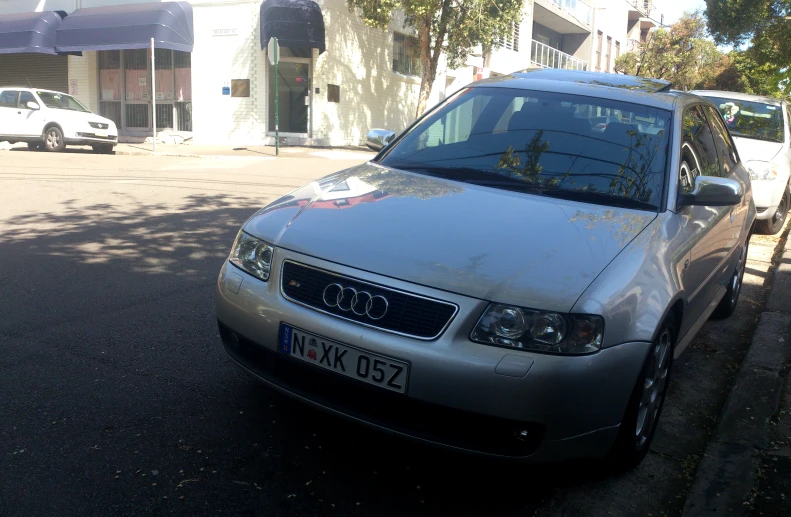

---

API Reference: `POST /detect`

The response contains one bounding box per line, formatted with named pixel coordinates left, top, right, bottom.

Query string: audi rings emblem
left=322, top=283, right=389, bottom=320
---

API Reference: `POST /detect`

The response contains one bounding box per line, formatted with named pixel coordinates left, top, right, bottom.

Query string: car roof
left=466, top=69, right=699, bottom=110
left=0, top=87, right=66, bottom=94
left=691, top=90, right=783, bottom=106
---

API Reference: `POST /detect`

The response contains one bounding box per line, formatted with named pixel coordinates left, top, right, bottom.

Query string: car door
left=0, top=89, right=20, bottom=136
left=17, top=91, right=45, bottom=137
left=677, top=104, right=737, bottom=327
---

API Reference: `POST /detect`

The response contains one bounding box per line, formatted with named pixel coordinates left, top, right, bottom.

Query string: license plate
left=279, top=323, right=409, bottom=393
left=94, top=130, right=107, bottom=138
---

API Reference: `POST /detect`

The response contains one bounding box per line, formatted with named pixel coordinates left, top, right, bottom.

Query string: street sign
left=268, top=37, right=280, bottom=156
left=267, top=37, right=279, bottom=65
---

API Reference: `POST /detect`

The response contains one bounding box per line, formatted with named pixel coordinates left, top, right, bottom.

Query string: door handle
left=684, top=259, right=690, bottom=270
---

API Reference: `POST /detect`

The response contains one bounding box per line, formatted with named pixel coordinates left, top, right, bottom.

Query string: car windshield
left=378, top=87, right=671, bottom=210
left=36, top=91, right=90, bottom=112
left=703, top=96, right=784, bottom=143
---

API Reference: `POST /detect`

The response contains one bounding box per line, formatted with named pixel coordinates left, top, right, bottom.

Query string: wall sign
left=69, top=79, right=78, bottom=95
left=138, top=77, right=146, bottom=86
left=231, top=79, right=250, bottom=97
left=212, top=28, right=238, bottom=36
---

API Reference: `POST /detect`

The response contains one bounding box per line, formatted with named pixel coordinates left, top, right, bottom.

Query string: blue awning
left=260, top=0, right=325, bottom=54
left=0, top=11, right=65, bottom=55
left=54, top=1, right=193, bottom=53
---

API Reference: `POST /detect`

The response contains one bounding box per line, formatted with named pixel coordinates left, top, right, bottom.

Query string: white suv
left=0, top=87, right=117, bottom=153
left=693, top=90, right=791, bottom=234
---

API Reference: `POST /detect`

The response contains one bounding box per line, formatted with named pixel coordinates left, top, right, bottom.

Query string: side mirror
left=365, top=129, right=396, bottom=152
left=26, top=101, right=40, bottom=110
left=679, top=176, right=743, bottom=207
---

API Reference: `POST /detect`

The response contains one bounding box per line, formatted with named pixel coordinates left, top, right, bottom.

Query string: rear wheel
left=44, top=127, right=65, bottom=152
left=757, top=187, right=789, bottom=235
left=92, top=144, right=114, bottom=154
left=712, top=239, right=749, bottom=319
left=606, top=315, right=675, bottom=471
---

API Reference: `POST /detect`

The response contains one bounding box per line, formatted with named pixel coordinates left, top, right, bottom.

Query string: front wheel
left=92, top=144, right=114, bottom=154
left=606, top=315, right=675, bottom=471
left=756, top=188, right=789, bottom=235
left=44, top=127, right=65, bottom=152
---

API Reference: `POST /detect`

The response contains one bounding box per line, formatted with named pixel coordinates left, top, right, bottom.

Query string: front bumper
left=216, top=250, right=651, bottom=461
left=753, top=178, right=788, bottom=219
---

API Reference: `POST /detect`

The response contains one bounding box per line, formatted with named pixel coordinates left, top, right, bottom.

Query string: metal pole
left=274, top=37, right=279, bottom=157
left=151, top=38, right=156, bottom=153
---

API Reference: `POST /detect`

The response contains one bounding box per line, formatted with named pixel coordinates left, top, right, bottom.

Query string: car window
left=380, top=87, right=672, bottom=210
left=785, top=104, right=791, bottom=139
left=18, top=91, right=36, bottom=109
left=703, top=95, right=783, bottom=143
left=680, top=105, right=721, bottom=193
left=35, top=91, right=90, bottom=112
left=0, top=90, right=19, bottom=108
left=703, top=105, right=738, bottom=176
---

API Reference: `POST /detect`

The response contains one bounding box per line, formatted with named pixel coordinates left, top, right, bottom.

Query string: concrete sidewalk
left=682, top=225, right=791, bottom=516
left=1, top=141, right=376, bottom=160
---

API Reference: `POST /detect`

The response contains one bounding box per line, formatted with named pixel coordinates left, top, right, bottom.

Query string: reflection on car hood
left=244, top=163, right=657, bottom=312
left=732, top=136, right=783, bottom=163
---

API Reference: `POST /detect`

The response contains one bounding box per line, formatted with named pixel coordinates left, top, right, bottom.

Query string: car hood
left=244, top=163, right=657, bottom=312
left=732, top=136, right=783, bottom=163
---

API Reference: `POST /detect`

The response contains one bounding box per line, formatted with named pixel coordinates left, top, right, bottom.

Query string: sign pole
left=274, top=37, right=279, bottom=157
left=151, top=38, right=156, bottom=153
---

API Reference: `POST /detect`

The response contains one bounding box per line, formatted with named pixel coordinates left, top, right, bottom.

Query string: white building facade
left=0, top=0, right=660, bottom=146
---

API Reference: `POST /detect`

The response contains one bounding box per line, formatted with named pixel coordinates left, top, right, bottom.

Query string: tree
left=709, top=49, right=789, bottom=97
left=346, top=0, right=526, bottom=117
left=614, top=13, right=729, bottom=91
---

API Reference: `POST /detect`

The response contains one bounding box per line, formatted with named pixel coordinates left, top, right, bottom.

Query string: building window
left=606, top=36, right=612, bottom=72
left=615, top=41, right=620, bottom=62
left=596, top=31, right=603, bottom=71
left=327, top=84, right=340, bottom=103
left=393, top=33, right=422, bottom=77
left=98, top=49, right=192, bottom=132
left=501, top=23, right=520, bottom=52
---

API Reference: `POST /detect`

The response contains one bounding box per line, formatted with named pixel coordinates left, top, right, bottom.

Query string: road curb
left=681, top=229, right=791, bottom=516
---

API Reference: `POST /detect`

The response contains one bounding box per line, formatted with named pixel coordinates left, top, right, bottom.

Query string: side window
left=704, top=105, right=738, bottom=175
left=785, top=104, right=791, bottom=140
left=680, top=105, right=721, bottom=192
left=18, top=92, right=36, bottom=109
left=0, top=90, right=19, bottom=108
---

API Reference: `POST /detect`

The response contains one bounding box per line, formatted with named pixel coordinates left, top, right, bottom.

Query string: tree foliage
left=614, top=13, right=728, bottom=91
left=346, top=0, right=525, bottom=117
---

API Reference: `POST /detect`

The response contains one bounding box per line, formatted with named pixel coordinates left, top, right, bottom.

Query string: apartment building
left=0, top=0, right=660, bottom=146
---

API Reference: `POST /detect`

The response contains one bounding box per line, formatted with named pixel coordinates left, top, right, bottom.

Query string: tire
left=756, top=187, right=789, bottom=235
left=92, top=144, right=114, bottom=154
left=27, top=142, right=42, bottom=151
left=712, top=239, right=749, bottom=319
left=43, top=126, right=65, bottom=152
left=606, top=314, right=676, bottom=472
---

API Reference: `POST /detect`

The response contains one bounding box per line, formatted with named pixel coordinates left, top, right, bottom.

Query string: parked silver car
left=692, top=90, right=790, bottom=234
left=216, top=70, right=755, bottom=470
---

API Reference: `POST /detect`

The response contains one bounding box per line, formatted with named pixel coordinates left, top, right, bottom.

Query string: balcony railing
left=546, top=0, right=592, bottom=26
left=531, top=40, right=588, bottom=71
left=628, top=0, right=653, bottom=17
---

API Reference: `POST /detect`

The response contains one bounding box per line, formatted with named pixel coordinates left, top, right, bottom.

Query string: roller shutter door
left=0, top=54, right=68, bottom=92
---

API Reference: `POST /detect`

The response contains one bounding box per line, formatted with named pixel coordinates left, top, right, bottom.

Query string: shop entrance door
left=268, top=55, right=311, bottom=136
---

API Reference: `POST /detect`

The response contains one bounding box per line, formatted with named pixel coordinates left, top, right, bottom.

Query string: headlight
left=228, top=231, right=274, bottom=281
left=746, top=160, right=780, bottom=181
left=470, top=304, right=604, bottom=355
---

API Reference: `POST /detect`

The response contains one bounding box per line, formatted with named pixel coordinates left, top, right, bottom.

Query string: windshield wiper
left=539, top=188, right=658, bottom=210
left=729, top=131, right=783, bottom=143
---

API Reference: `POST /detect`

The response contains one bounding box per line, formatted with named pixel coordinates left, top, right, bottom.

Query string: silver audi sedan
left=216, top=70, right=755, bottom=470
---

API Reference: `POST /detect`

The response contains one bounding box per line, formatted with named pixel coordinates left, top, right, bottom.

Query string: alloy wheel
left=773, top=193, right=789, bottom=226
left=731, top=244, right=747, bottom=306
left=635, top=329, right=672, bottom=447
left=46, top=130, right=60, bottom=150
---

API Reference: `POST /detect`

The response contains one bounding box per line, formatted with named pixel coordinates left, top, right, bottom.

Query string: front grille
left=218, top=322, right=545, bottom=457
left=89, top=122, right=109, bottom=129
left=281, top=261, right=457, bottom=340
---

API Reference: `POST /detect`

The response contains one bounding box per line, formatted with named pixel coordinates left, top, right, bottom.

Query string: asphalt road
left=0, top=149, right=786, bottom=517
